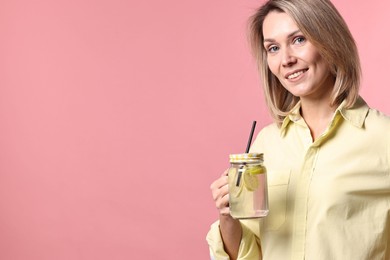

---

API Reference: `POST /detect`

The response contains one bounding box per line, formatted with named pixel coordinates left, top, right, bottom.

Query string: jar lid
left=229, top=153, right=263, bottom=163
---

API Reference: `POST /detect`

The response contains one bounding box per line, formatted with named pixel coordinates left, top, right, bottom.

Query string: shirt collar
left=338, top=96, right=369, bottom=128
left=280, top=102, right=301, bottom=132
left=280, top=96, right=369, bottom=136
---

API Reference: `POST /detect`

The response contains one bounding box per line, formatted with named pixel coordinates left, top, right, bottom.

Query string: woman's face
left=262, top=11, right=334, bottom=101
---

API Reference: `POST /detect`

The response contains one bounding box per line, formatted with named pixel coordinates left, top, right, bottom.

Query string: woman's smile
left=285, top=68, right=308, bottom=80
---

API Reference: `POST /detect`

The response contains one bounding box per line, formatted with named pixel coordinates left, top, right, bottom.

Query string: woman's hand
left=210, top=169, right=242, bottom=260
left=210, top=169, right=230, bottom=216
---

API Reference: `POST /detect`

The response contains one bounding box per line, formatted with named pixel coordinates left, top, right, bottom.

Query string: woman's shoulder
left=251, top=122, right=280, bottom=151
left=364, top=108, right=390, bottom=149
left=366, top=108, right=390, bottom=129
left=367, top=109, right=390, bottom=166
left=258, top=122, right=280, bottom=137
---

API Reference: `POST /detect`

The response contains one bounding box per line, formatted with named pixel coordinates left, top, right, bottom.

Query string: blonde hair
left=249, top=0, right=361, bottom=126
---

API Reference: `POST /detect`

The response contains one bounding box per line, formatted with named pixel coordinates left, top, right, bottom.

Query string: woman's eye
left=267, top=45, right=279, bottom=53
left=293, top=36, right=306, bottom=44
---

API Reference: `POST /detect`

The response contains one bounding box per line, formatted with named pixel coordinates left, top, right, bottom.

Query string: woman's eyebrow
left=263, top=29, right=301, bottom=43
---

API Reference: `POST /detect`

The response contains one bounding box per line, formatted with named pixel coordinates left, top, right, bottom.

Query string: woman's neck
left=300, top=96, right=337, bottom=141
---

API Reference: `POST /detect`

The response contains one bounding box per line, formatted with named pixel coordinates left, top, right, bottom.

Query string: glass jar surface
left=228, top=153, right=269, bottom=219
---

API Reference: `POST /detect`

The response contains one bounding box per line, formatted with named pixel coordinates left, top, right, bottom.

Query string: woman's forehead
left=262, top=11, right=300, bottom=41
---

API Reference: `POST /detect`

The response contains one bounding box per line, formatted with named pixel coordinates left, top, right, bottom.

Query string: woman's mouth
left=286, top=69, right=308, bottom=79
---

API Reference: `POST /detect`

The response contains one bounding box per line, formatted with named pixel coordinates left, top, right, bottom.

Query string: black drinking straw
left=245, top=121, right=257, bottom=153
left=236, top=120, right=257, bottom=186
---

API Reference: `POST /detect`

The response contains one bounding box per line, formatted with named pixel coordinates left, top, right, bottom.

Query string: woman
left=207, top=0, right=390, bottom=259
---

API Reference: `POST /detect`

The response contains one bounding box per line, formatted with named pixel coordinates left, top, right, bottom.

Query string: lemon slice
left=247, top=166, right=266, bottom=175
left=243, top=167, right=262, bottom=191
left=228, top=168, right=243, bottom=197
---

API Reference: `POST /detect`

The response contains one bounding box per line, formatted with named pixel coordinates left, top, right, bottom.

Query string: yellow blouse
left=206, top=97, right=390, bottom=260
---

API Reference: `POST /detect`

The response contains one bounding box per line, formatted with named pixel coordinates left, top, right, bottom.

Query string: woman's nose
left=281, top=47, right=297, bottom=67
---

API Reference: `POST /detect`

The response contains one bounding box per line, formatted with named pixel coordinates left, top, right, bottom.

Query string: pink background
left=0, top=0, right=389, bottom=259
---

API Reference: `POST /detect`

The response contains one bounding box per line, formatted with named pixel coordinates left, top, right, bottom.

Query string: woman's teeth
left=288, top=70, right=305, bottom=79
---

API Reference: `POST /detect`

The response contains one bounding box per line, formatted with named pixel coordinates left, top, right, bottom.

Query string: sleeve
left=206, top=219, right=262, bottom=260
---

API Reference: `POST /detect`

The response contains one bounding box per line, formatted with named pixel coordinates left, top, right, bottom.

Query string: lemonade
left=228, top=153, right=269, bottom=219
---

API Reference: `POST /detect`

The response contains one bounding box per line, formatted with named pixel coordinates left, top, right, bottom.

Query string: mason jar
left=228, top=153, right=269, bottom=219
